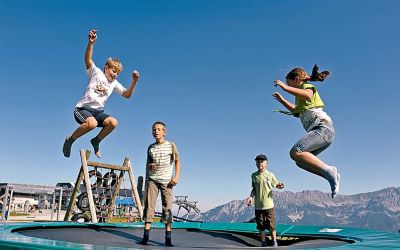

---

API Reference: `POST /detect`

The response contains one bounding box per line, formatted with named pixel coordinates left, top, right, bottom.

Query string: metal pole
left=8, top=189, right=14, bottom=218
left=51, top=191, right=56, bottom=221
left=57, top=188, right=63, bottom=221
left=185, top=208, right=191, bottom=220
left=1, top=186, right=9, bottom=221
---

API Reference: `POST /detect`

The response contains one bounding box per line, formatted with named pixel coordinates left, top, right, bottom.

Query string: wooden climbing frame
left=64, top=149, right=143, bottom=223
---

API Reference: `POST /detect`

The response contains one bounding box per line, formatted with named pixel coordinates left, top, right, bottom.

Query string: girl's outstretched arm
left=274, top=80, right=313, bottom=101
left=272, top=92, right=296, bottom=112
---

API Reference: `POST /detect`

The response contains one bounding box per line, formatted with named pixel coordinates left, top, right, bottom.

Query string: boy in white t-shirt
left=63, top=29, right=140, bottom=158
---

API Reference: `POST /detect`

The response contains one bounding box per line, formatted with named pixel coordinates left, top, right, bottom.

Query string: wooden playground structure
left=64, top=149, right=143, bottom=223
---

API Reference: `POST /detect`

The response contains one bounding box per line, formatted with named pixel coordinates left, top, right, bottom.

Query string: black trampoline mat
left=17, top=227, right=349, bottom=249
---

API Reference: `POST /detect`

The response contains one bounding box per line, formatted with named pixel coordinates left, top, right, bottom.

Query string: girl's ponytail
left=309, top=64, right=330, bottom=82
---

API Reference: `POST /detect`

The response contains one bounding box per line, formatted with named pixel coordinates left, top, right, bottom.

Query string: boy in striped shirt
left=140, top=121, right=180, bottom=247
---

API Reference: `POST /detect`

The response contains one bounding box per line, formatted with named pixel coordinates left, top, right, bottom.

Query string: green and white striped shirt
left=147, top=141, right=179, bottom=185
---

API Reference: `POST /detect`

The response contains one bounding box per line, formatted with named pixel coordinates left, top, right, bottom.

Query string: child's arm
left=273, top=92, right=296, bottom=112
left=274, top=79, right=313, bottom=101
left=169, top=158, right=180, bottom=186
left=246, top=188, right=255, bottom=206
left=271, top=173, right=284, bottom=189
left=85, top=29, right=97, bottom=70
left=122, top=70, right=140, bottom=98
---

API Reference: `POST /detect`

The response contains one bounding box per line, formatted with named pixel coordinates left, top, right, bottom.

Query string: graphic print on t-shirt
left=93, top=79, right=110, bottom=97
left=264, top=175, right=273, bottom=190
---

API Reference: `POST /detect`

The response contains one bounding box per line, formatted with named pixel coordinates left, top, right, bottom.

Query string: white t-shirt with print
left=76, top=63, right=126, bottom=110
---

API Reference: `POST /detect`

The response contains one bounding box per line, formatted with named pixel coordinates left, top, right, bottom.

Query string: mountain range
left=189, top=187, right=400, bottom=232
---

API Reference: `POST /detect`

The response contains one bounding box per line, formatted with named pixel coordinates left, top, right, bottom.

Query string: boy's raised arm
left=85, top=29, right=97, bottom=69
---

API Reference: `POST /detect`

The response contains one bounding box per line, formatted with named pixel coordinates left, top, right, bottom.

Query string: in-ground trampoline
left=1, top=222, right=399, bottom=249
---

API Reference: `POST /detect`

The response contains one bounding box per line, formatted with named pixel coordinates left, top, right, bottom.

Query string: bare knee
left=104, top=117, right=118, bottom=128
left=85, top=118, right=98, bottom=129
left=290, top=148, right=300, bottom=161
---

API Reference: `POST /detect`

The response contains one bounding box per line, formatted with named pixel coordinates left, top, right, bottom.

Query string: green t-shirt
left=293, top=83, right=324, bottom=115
left=251, top=170, right=279, bottom=210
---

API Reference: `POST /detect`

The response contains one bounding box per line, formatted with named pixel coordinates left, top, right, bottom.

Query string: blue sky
left=1, top=0, right=399, bottom=211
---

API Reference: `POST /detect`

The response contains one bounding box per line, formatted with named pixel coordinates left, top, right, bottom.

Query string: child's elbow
left=122, top=92, right=131, bottom=98
left=303, top=93, right=313, bottom=101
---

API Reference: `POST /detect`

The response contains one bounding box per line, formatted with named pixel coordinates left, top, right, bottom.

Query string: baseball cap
left=255, top=154, right=268, bottom=161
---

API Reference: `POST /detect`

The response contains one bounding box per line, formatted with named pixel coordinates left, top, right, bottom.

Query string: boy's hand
left=246, top=197, right=253, bottom=206
left=148, top=163, right=157, bottom=172
left=88, top=29, right=97, bottom=43
left=169, top=176, right=179, bottom=186
left=276, top=182, right=285, bottom=189
left=132, top=70, right=140, bottom=82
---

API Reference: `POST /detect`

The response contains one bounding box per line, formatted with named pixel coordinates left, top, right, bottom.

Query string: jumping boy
left=246, top=154, right=284, bottom=247
left=141, top=121, right=180, bottom=247
left=62, top=29, right=140, bottom=158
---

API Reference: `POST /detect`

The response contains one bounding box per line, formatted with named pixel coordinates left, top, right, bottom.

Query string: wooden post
left=64, top=150, right=91, bottom=221
left=106, top=158, right=128, bottom=219
left=127, top=159, right=143, bottom=220
left=80, top=149, right=98, bottom=223
left=65, top=149, right=143, bottom=223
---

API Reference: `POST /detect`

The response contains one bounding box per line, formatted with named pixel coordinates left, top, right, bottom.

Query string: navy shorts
left=74, top=107, right=110, bottom=128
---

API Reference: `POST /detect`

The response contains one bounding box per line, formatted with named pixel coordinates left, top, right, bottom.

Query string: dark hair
left=286, top=64, right=330, bottom=82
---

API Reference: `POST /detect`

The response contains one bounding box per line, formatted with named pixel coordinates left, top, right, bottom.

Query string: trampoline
left=1, top=222, right=399, bottom=249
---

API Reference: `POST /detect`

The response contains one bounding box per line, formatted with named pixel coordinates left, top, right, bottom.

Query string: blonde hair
left=286, top=64, right=330, bottom=82
left=105, top=58, right=123, bottom=73
left=152, top=121, right=166, bottom=131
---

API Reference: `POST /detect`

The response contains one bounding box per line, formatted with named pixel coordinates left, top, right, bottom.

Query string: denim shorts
left=292, top=123, right=335, bottom=155
left=74, top=107, right=110, bottom=127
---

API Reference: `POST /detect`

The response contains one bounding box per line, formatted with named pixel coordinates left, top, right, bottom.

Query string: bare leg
left=63, top=117, right=97, bottom=157
left=290, top=149, right=340, bottom=198
left=91, top=117, right=118, bottom=158
left=290, top=149, right=326, bottom=177
left=259, top=230, right=267, bottom=246
left=270, top=230, right=278, bottom=246
left=271, top=230, right=276, bottom=241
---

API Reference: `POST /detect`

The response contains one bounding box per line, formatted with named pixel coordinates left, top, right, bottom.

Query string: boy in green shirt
left=246, top=154, right=284, bottom=247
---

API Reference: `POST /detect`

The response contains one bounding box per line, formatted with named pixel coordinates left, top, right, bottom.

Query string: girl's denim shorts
left=292, top=123, right=335, bottom=155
